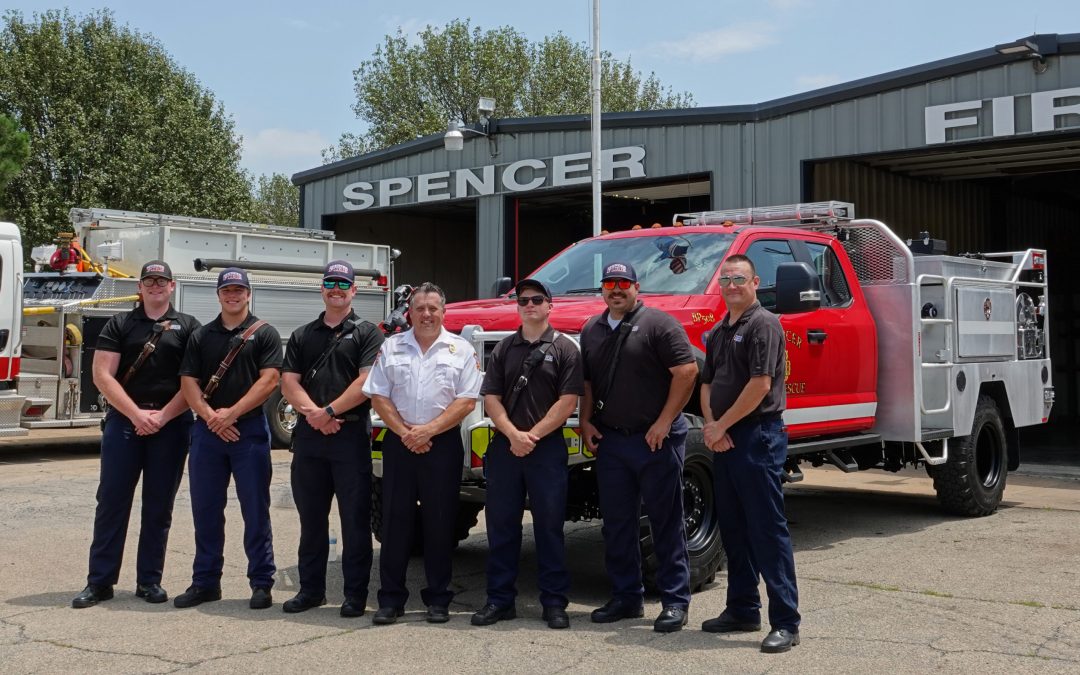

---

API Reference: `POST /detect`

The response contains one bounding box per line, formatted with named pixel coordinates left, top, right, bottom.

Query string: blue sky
left=6, top=1, right=1079, bottom=179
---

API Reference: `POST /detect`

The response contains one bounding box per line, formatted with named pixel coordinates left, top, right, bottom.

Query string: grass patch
left=1011, top=600, right=1046, bottom=608
left=847, top=581, right=901, bottom=592
left=920, top=589, right=953, bottom=598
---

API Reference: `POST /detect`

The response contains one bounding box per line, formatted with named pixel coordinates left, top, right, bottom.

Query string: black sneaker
left=72, top=584, right=114, bottom=609
left=250, top=587, right=273, bottom=610
left=173, top=585, right=222, bottom=609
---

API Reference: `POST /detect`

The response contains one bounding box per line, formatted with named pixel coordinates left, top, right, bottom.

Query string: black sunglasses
left=323, top=280, right=352, bottom=290
left=516, top=295, right=548, bottom=306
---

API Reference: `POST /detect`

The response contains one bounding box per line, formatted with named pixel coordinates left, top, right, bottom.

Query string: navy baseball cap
left=139, top=260, right=173, bottom=280
left=601, top=261, right=637, bottom=282
left=514, top=278, right=552, bottom=299
left=323, top=259, right=355, bottom=283
left=216, top=267, right=250, bottom=289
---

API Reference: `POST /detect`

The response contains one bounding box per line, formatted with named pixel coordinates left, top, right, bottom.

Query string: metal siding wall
left=811, top=160, right=988, bottom=252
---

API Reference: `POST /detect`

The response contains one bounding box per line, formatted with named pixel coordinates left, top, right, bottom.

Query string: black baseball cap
left=601, top=261, right=637, bottom=282
left=139, top=260, right=173, bottom=280
left=514, top=278, right=551, bottom=299
left=216, top=267, right=250, bottom=289
left=323, top=259, right=355, bottom=283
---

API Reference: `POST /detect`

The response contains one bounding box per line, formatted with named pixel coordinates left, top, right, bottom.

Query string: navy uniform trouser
left=87, top=410, right=192, bottom=587
left=595, top=415, right=691, bottom=608
left=290, top=420, right=373, bottom=602
left=377, top=428, right=463, bottom=609
left=713, top=414, right=800, bottom=632
left=485, top=431, right=569, bottom=609
left=188, top=415, right=275, bottom=590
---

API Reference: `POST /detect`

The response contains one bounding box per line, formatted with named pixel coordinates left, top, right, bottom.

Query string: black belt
left=136, top=402, right=164, bottom=410
left=597, top=421, right=647, bottom=436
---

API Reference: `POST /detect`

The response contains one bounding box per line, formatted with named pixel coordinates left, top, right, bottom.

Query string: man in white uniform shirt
left=363, top=282, right=481, bottom=625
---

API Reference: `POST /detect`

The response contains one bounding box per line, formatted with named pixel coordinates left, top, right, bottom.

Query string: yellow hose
left=76, top=245, right=131, bottom=278
left=23, top=294, right=141, bottom=315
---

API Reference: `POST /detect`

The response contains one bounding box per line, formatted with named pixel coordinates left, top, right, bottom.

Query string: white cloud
left=795, top=74, right=843, bottom=91
left=242, top=128, right=329, bottom=178
left=651, top=22, right=780, bottom=63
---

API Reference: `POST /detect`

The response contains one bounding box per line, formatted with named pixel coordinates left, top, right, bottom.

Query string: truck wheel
left=640, top=429, right=725, bottom=592
left=929, top=395, right=1008, bottom=516
left=455, top=502, right=484, bottom=543
left=263, top=389, right=297, bottom=449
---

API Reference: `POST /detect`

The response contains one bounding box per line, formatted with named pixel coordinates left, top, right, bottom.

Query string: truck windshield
left=529, top=232, right=737, bottom=296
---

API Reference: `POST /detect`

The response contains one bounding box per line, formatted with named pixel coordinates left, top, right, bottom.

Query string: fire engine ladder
left=914, top=273, right=953, bottom=466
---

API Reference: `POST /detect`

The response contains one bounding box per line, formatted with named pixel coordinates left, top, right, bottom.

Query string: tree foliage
left=249, top=173, right=298, bottom=227
left=324, top=20, right=694, bottom=161
left=0, top=9, right=253, bottom=250
left=0, top=112, right=28, bottom=195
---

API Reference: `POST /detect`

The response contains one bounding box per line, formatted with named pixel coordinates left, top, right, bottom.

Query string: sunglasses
left=601, top=280, right=633, bottom=290
left=718, top=275, right=750, bottom=287
left=140, top=277, right=170, bottom=288
left=322, top=280, right=352, bottom=290
left=516, top=295, right=548, bottom=306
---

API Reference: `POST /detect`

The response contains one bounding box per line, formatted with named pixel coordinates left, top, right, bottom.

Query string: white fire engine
left=0, top=208, right=395, bottom=446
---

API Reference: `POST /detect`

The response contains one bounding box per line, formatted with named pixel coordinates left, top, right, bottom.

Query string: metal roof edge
left=292, top=33, right=1080, bottom=186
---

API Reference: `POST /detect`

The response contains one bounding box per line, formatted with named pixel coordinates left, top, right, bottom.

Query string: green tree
left=250, top=173, right=298, bottom=227
left=0, top=9, right=253, bottom=251
left=0, top=113, right=28, bottom=197
left=324, top=20, right=694, bottom=161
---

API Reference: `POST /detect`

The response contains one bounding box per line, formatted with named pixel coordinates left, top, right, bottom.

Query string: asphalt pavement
left=1, top=431, right=1078, bottom=673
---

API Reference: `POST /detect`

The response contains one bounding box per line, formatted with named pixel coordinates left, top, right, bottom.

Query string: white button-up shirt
left=362, top=327, right=482, bottom=426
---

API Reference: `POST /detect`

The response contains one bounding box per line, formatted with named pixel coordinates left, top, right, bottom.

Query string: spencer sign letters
left=341, top=146, right=646, bottom=211
left=925, top=86, right=1080, bottom=144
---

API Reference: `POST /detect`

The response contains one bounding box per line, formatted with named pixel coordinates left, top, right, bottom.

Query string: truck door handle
left=807, top=329, right=827, bottom=344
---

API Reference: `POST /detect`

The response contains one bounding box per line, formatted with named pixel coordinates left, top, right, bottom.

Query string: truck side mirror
left=775, top=262, right=822, bottom=314
left=492, top=276, right=513, bottom=297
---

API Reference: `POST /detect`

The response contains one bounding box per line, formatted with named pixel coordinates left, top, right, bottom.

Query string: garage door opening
left=808, top=135, right=1080, bottom=459
left=326, top=202, right=477, bottom=303
left=507, top=175, right=711, bottom=281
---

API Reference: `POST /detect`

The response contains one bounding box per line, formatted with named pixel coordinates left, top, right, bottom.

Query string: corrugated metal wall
left=811, top=160, right=992, bottom=253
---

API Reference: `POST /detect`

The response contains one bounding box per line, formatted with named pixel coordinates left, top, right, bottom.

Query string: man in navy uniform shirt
left=176, top=267, right=282, bottom=610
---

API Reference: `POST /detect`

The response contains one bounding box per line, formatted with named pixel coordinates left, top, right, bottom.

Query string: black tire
left=369, top=476, right=482, bottom=550
left=454, top=502, right=484, bottom=543
left=263, top=389, right=297, bottom=449
left=929, top=395, right=1008, bottom=516
left=640, top=428, right=725, bottom=592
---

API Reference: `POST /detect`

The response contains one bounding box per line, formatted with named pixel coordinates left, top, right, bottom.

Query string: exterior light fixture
left=444, top=97, right=501, bottom=154
left=995, top=37, right=1049, bottom=73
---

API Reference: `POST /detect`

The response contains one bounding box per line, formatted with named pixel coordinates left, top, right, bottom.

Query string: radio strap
left=202, top=319, right=268, bottom=400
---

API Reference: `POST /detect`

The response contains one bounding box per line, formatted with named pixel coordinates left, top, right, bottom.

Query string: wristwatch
left=324, top=405, right=336, bottom=417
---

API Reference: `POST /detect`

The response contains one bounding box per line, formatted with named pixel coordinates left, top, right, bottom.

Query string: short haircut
left=410, top=281, right=446, bottom=308
left=722, top=254, right=756, bottom=276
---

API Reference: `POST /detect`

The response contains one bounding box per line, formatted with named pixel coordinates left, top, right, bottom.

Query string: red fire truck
left=371, top=201, right=1053, bottom=589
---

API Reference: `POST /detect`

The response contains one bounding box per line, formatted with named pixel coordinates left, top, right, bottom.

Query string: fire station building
left=293, top=33, right=1080, bottom=421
